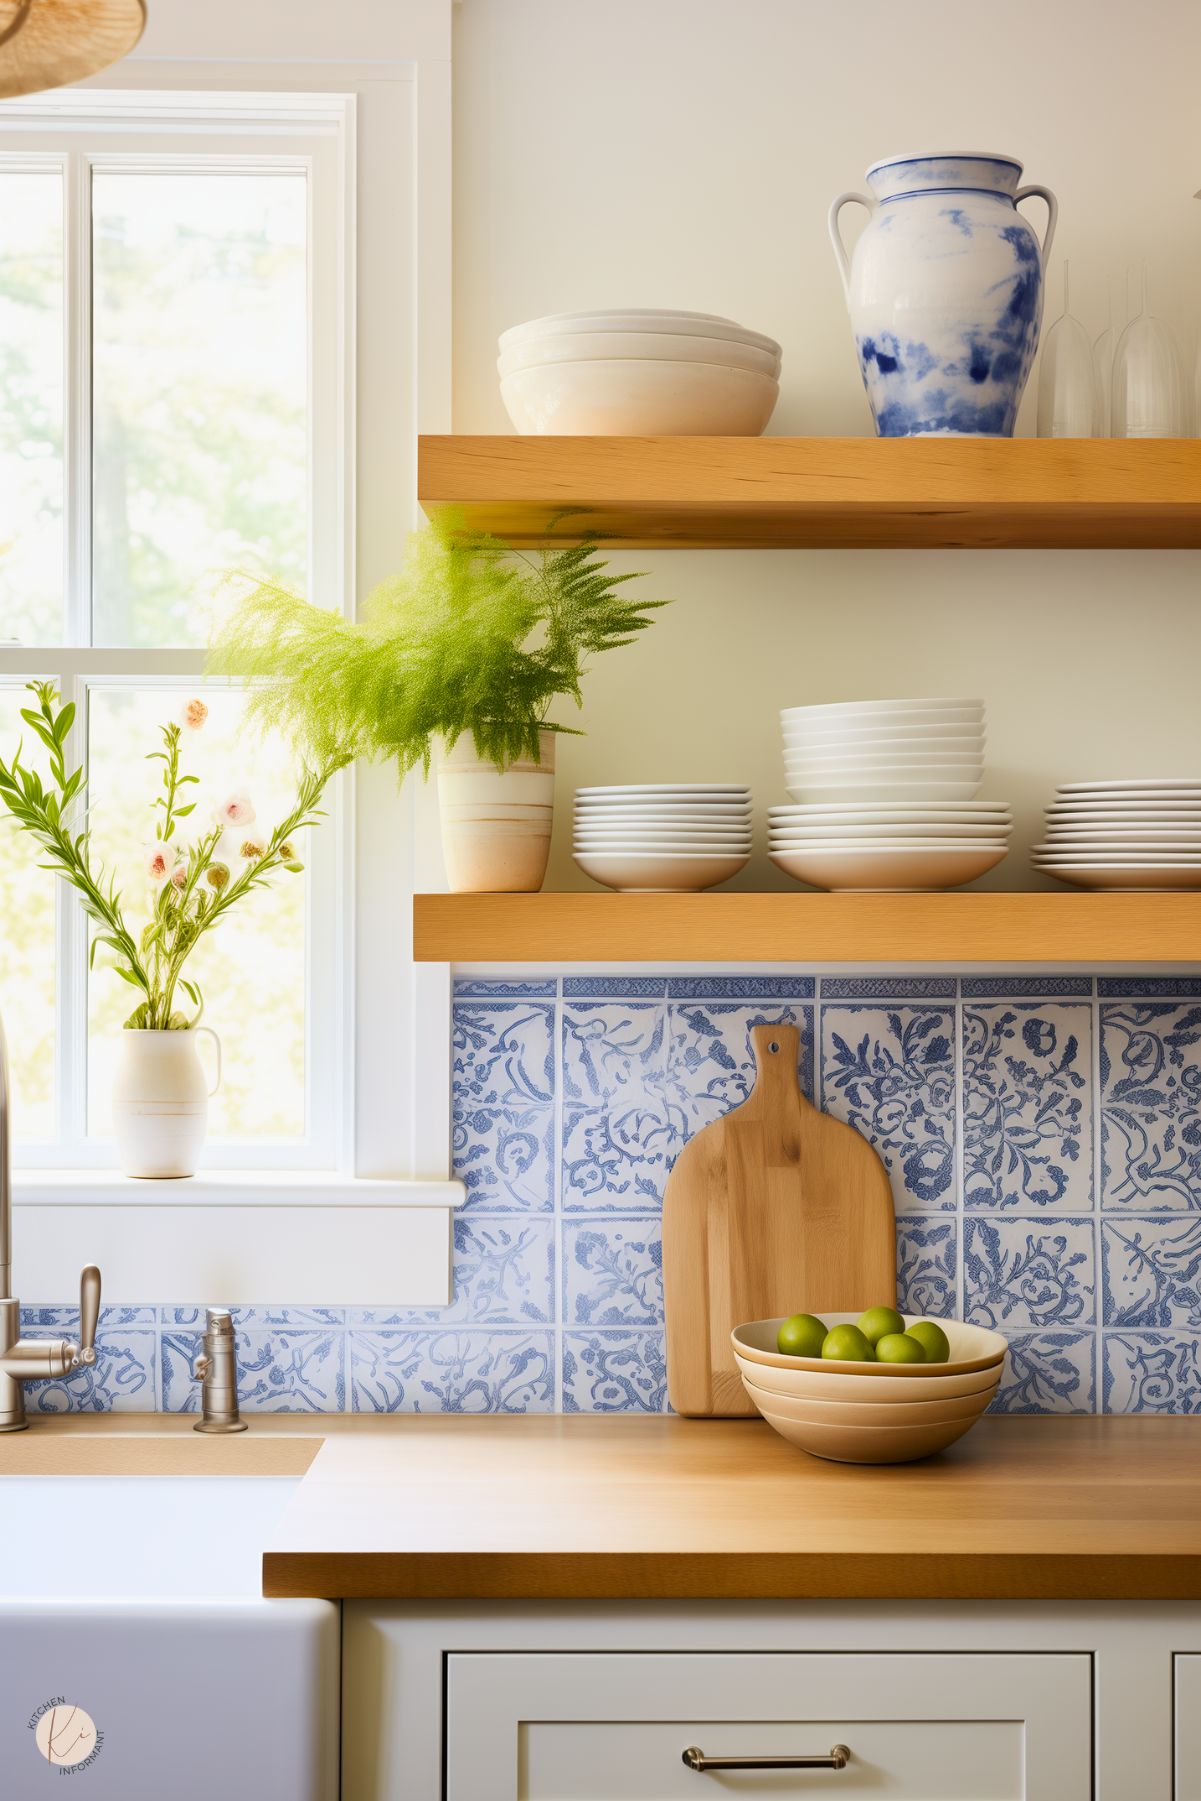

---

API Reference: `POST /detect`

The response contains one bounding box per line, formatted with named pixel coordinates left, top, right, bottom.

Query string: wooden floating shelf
left=418, top=435, right=1201, bottom=550
left=414, top=892, right=1201, bottom=965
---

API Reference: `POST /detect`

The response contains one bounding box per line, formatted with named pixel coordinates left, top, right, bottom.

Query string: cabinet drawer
left=446, top=1650, right=1091, bottom=1800
left=1179, top=1657, right=1201, bottom=1800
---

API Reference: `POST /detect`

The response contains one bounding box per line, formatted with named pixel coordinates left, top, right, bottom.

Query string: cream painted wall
left=452, top=0, right=1201, bottom=893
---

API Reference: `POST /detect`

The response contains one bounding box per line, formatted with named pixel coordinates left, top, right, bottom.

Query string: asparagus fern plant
left=208, top=514, right=668, bottom=774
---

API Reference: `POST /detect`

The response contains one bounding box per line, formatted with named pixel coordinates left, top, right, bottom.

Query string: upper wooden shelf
left=414, top=892, right=1201, bottom=965
left=418, top=435, right=1201, bottom=550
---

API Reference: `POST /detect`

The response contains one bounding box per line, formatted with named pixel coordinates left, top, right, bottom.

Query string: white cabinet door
left=446, top=1650, right=1091, bottom=1800
left=1179, top=1657, right=1201, bottom=1800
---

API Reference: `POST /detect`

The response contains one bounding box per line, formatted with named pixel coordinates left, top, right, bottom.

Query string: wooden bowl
left=741, top=1373, right=997, bottom=1429
left=732, top=1349, right=1004, bottom=1404
left=732, top=1313, right=1007, bottom=1380
left=751, top=1399, right=984, bottom=1464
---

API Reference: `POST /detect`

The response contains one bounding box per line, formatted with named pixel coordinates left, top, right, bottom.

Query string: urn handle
left=827, top=190, right=874, bottom=300
left=1014, top=182, right=1059, bottom=267
left=195, top=1026, right=222, bottom=1098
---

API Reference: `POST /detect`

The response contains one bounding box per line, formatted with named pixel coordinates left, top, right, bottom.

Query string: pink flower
left=205, top=862, right=231, bottom=892
left=212, top=793, right=255, bottom=829
left=170, top=863, right=188, bottom=890
left=145, top=845, right=172, bottom=884
left=179, top=698, right=208, bottom=733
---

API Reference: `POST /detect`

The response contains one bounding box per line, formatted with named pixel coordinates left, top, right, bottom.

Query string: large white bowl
left=498, top=330, right=781, bottom=379
left=782, top=714, right=985, bottom=737
left=783, top=731, right=985, bottom=756
left=771, top=844, right=1006, bottom=889
left=576, top=837, right=753, bottom=852
left=780, top=698, right=984, bottom=720
left=750, top=1400, right=982, bottom=1463
left=784, top=756, right=985, bottom=779
left=734, top=1352, right=1003, bottom=1404
left=786, top=784, right=984, bottom=805
left=500, top=309, right=781, bottom=356
left=574, top=849, right=749, bottom=892
left=784, top=762, right=985, bottom=786
left=741, top=1375, right=995, bottom=1428
left=501, top=360, right=779, bottom=435
left=733, top=1315, right=1007, bottom=1379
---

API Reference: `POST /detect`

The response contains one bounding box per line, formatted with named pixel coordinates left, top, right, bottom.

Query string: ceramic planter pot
left=829, top=152, right=1057, bottom=437
left=112, top=1027, right=222, bottom=1178
left=437, top=732, right=555, bottom=893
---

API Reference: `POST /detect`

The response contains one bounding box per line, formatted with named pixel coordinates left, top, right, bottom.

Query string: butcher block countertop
left=4, top=1414, right=1199, bottom=1602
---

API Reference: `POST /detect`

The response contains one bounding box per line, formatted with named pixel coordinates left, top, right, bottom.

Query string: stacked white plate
left=1032, top=781, right=1201, bottom=889
left=498, top=309, right=780, bottom=435
left=773, top=699, right=1010, bottom=890
left=573, top=784, right=752, bottom=892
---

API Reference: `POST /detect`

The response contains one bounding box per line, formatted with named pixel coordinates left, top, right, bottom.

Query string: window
left=0, top=95, right=351, bottom=1169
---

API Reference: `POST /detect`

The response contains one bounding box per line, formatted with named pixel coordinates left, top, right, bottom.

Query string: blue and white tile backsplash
left=23, top=974, right=1201, bottom=1419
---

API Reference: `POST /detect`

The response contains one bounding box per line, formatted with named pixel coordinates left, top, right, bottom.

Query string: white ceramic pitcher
left=112, top=1027, right=222, bottom=1179
left=829, top=152, right=1057, bottom=437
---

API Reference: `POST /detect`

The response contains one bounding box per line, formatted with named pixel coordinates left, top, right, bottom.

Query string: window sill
left=14, top=1169, right=463, bottom=1208
left=14, top=1173, right=462, bottom=1307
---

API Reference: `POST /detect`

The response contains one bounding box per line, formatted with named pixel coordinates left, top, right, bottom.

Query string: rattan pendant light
left=0, top=0, right=146, bottom=99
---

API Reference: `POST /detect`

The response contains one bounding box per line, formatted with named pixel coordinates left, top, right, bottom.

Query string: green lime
left=875, top=1332, right=927, bottom=1364
left=856, top=1305, right=905, bottom=1347
left=821, top=1323, right=873, bottom=1363
left=906, top=1319, right=951, bottom=1363
left=776, top=1313, right=828, bottom=1358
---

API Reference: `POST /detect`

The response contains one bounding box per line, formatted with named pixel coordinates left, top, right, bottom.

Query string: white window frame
left=1, top=3, right=460, bottom=1298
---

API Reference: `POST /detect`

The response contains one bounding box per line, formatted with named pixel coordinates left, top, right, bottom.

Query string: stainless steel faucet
left=192, top=1307, right=246, bottom=1433
left=0, top=1009, right=103, bottom=1432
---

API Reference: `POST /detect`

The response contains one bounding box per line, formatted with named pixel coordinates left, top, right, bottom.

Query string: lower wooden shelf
left=413, top=892, right=1201, bottom=964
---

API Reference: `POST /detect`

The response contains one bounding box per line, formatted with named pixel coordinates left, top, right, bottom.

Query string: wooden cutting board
left=663, top=1022, right=896, bottom=1417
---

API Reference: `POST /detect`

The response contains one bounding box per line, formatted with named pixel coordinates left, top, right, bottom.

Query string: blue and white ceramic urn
left=829, top=152, right=1058, bottom=437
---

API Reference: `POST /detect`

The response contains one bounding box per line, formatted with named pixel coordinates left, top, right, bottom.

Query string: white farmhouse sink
left=0, top=1475, right=337, bottom=1799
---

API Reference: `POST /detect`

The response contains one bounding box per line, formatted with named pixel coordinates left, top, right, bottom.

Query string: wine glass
left=1092, top=279, right=1123, bottom=435
left=1111, top=266, right=1185, bottom=437
left=1037, top=261, right=1098, bottom=437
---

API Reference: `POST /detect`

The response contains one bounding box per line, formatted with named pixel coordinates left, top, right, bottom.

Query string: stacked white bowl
left=771, top=698, right=1012, bottom=891
left=573, top=784, right=752, bottom=892
left=498, top=309, right=781, bottom=435
left=1033, top=781, right=1201, bottom=889
left=732, top=1315, right=1008, bottom=1464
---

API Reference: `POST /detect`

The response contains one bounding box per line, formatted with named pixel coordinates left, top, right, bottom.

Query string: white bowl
left=780, top=698, right=984, bottom=720
left=749, top=1400, right=982, bottom=1463
left=735, top=1353, right=1003, bottom=1404
left=576, top=784, right=750, bottom=797
left=783, top=730, right=985, bottom=755
left=500, top=359, right=779, bottom=435
left=770, top=844, right=1006, bottom=889
left=784, top=755, right=985, bottom=776
left=500, top=309, right=781, bottom=356
left=784, top=762, right=985, bottom=785
left=741, top=1375, right=996, bottom=1429
left=768, top=821, right=1009, bottom=840
left=770, top=801, right=1011, bottom=818
left=576, top=837, right=753, bottom=851
left=574, top=849, right=749, bottom=892
left=733, top=1314, right=1007, bottom=1379
left=786, top=782, right=984, bottom=804
left=498, top=330, right=781, bottom=379
left=1036, top=865, right=1201, bottom=890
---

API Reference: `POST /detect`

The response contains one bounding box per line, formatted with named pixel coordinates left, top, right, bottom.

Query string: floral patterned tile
left=349, top=1329, right=554, bottom=1413
left=563, top=1217, right=663, bottom=1326
left=23, top=1328, right=157, bottom=1414
left=1101, top=1217, right=1201, bottom=1328
left=452, top=1103, right=555, bottom=1212
left=964, top=1217, right=1095, bottom=1330
left=665, top=1001, right=814, bottom=1132
left=563, top=1001, right=669, bottom=1106
left=1100, top=1002, right=1201, bottom=1211
left=989, top=1332, right=1095, bottom=1414
left=161, top=1326, right=345, bottom=1413
left=161, top=1306, right=345, bottom=1327
left=562, top=1330, right=668, bottom=1413
left=561, top=1103, right=680, bottom=1211
left=962, top=1002, right=1092, bottom=1210
left=896, top=1216, right=957, bottom=1317
left=350, top=1217, right=555, bottom=1327
left=452, top=1000, right=554, bottom=1108
left=23, top=1305, right=157, bottom=1328
left=1102, top=1332, right=1201, bottom=1413
left=821, top=1005, right=955, bottom=1210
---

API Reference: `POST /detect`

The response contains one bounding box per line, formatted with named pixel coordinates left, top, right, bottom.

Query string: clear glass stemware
left=1037, top=261, right=1098, bottom=437
left=1111, top=265, right=1185, bottom=437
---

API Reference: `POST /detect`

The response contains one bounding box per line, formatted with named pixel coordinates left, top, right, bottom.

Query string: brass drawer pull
left=683, top=1742, right=851, bottom=1773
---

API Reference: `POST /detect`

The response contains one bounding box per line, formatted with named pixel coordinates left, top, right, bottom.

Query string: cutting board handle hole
left=768, top=1040, right=780, bottom=1054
